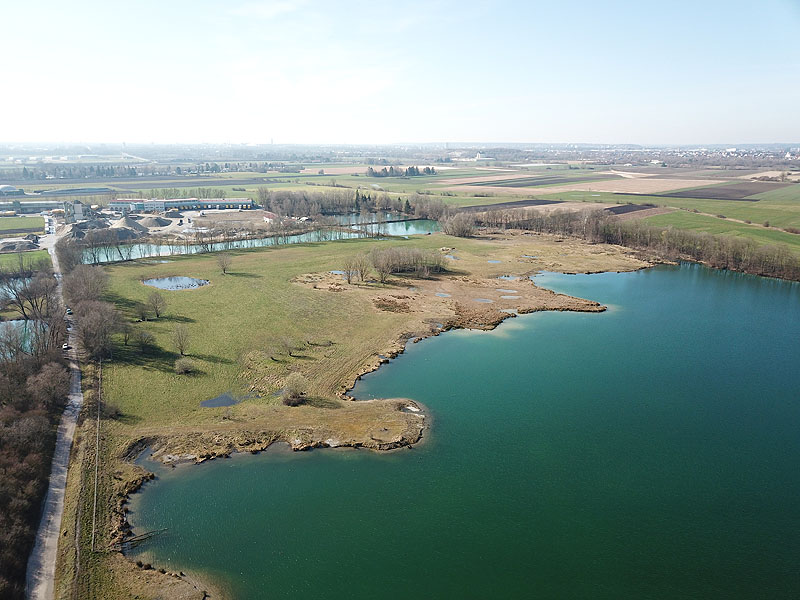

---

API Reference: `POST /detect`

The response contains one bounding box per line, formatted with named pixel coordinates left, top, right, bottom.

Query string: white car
left=62, top=343, right=71, bottom=351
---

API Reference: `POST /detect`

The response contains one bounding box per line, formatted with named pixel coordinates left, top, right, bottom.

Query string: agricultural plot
left=462, top=174, right=617, bottom=188
left=0, top=216, right=44, bottom=236
left=0, top=249, right=51, bottom=269
left=657, top=181, right=792, bottom=200
left=644, top=212, right=800, bottom=254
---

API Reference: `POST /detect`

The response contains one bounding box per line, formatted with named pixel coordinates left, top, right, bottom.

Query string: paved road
left=26, top=232, right=85, bottom=600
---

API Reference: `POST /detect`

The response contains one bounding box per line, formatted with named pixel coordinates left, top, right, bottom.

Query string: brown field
left=437, top=172, right=554, bottom=186
left=657, top=181, right=792, bottom=200
left=445, top=178, right=720, bottom=196
left=468, top=200, right=611, bottom=214
left=612, top=207, right=675, bottom=221
left=300, top=166, right=370, bottom=174
left=737, top=170, right=800, bottom=181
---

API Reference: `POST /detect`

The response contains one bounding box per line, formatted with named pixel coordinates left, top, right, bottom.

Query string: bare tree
left=1, top=271, right=58, bottom=321
left=62, top=265, right=108, bottom=306
left=135, top=302, right=150, bottom=322
left=26, top=363, right=71, bottom=410
left=352, top=253, right=371, bottom=282
left=370, top=250, right=392, bottom=284
left=74, top=301, right=121, bottom=359
left=133, top=329, right=156, bottom=353
left=440, top=213, right=475, bottom=237
left=217, top=253, right=233, bottom=274
left=55, top=237, right=84, bottom=274
left=342, top=256, right=356, bottom=284
left=281, top=373, right=308, bottom=406
left=172, top=324, right=190, bottom=355
left=146, top=291, right=167, bottom=319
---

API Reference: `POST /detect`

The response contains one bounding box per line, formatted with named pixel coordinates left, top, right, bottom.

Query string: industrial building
left=108, top=198, right=255, bottom=214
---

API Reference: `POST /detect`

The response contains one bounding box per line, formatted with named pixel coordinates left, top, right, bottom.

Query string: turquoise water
left=129, top=264, right=800, bottom=599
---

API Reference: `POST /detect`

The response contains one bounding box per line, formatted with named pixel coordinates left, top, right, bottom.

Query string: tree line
left=475, top=207, right=800, bottom=281
left=365, top=165, right=436, bottom=177
left=0, top=256, right=71, bottom=599
left=257, top=188, right=450, bottom=221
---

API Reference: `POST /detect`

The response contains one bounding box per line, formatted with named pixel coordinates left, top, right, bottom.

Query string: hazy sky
left=2, top=0, right=798, bottom=145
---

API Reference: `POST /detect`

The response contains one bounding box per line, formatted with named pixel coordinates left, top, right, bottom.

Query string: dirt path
left=26, top=239, right=85, bottom=600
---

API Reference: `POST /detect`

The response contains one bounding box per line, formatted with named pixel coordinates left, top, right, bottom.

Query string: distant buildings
left=108, top=198, right=255, bottom=214
left=0, top=199, right=65, bottom=214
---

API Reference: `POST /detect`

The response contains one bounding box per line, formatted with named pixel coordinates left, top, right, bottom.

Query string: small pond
left=142, top=276, right=209, bottom=290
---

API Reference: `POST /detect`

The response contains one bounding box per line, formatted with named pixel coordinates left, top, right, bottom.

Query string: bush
left=174, top=358, right=195, bottom=375
left=281, top=373, right=308, bottom=406
left=369, top=247, right=445, bottom=283
left=440, top=213, right=475, bottom=237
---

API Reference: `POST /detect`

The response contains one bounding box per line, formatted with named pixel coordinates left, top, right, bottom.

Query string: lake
left=84, top=220, right=440, bottom=264
left=128, top=264, right=800, bottom=599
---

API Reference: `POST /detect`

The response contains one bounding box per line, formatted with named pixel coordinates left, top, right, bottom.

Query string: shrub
left=440, top=213, right=476, bottom=237
left=174, top=358, right=195, bottom=375
left=281, top=373, right=308, bottom=406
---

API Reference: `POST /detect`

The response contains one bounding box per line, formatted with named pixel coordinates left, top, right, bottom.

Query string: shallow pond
left=129, top=264, right=800, bottom=599
left=142, top=276, right=209, bottom=290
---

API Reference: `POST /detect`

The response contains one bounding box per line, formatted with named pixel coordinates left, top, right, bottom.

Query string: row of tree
left=475, top=207, right=800, bottom=281
left=0, top=255, right=71, bottom=599
left=365, top=166, right=436, bottom=177
left=257, top=188, right=451, bottom=221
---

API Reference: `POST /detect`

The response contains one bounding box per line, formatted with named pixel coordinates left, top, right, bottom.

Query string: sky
left=1, top=0, right=799, bottom=145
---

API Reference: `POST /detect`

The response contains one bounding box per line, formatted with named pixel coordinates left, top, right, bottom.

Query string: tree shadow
left=112, top=412, right=143, bottom=426
left=190, top=352, right=234, bottom=365
left=103, top=291, right=141, bottom=314
left=159, top=314, right=196, bottom=323
left=303, top=396, right=341, bottom=409
left=113, top=343, right=177, bottom=373
left=225, top=272, right=261, bottom=278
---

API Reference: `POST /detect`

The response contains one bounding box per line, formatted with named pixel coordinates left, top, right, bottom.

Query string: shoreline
left=78, top=232, right=656, bottom=598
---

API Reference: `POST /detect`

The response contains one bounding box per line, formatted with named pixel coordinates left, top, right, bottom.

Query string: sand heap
left=164, top=210, right=183, bottom=218
left=111, top=216, right=148, bottom=232
left=139, top=216, right=170, bottom=228
left=0, top=240, right=39, bottom=253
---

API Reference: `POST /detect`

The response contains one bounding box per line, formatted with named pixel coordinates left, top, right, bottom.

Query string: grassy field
left=644, top=211, right=800, bottom=253
left=0, top=215, right=44, bottom=235
left=0, top=248, right=51, bottom=269
left=535, top=186, right=800, bottom=231
left=57, top=230, right=652, bottom=599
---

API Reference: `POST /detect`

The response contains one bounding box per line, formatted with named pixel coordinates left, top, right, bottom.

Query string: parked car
left=62, top=343, right=71, bottom=350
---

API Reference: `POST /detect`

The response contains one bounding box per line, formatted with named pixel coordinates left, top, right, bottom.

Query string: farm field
left=643, top=211, right=800, bottom=254
left=0, top=215, right=44, bottom=236
left=657, top=181, right=793, bottom=200
left=538, top=186, right=800, bottom=230
left=0, top=249, right=50, bottom=269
